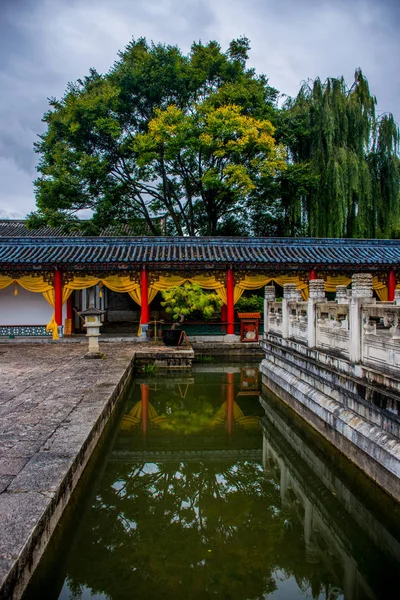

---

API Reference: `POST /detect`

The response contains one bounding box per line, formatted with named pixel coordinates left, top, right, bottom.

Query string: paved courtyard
left=0, top=342, right=135, bottom=600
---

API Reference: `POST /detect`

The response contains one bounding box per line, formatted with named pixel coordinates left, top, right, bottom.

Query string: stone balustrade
left=263, top=273, right=400, bottom=372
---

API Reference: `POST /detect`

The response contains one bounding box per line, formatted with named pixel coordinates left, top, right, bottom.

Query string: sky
left=0, top=0, right=399, bottom=219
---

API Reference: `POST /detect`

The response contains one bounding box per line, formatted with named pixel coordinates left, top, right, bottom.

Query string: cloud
left=0, top=0, right=399, bottom=218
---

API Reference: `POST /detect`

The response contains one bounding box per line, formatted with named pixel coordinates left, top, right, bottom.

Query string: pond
left=23, top=365, right=400, bottom=600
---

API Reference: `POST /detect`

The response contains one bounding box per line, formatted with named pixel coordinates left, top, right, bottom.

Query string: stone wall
left=260, top=335, right=400, bottom=501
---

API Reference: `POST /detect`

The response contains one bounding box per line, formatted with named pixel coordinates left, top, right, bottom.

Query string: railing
left=263, top=276, right=400, bottom=372
left=268, top=302, right=283, bottom=336
left=288, top=301, right=308, bottom=343
left=361, top=304, right=400, bottom=371
left=315, top=302, right=350, bottom=357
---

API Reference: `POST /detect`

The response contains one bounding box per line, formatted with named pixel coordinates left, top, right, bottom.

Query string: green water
left=24, top=366, right=400, bottom=600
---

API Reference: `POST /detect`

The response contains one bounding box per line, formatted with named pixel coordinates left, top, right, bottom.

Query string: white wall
left=0, top=285, right=55, bottom=325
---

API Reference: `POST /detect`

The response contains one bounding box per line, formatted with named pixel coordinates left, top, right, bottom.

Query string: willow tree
left=369, top=114, right=400, bottom=237
left=278, top=70, right=400, bottom=238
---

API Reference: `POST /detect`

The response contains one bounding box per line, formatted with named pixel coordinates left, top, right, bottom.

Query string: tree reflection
left=64, top=460, right=289, bottom=600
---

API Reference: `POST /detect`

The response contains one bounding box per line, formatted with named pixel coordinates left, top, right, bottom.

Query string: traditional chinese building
left=1, top=219, right=399, bottom=339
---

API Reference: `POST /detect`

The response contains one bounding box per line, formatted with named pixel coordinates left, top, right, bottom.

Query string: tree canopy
left=274, top=70, right=400, bottom=238
left=161, top=283, right=222, bottom=325
left=29, top=37, right=400, bottom=238
left=30, top=37, right=283, bottom=236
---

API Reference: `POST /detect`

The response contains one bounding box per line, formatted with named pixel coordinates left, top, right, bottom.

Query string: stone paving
left=0, top=342, right=136, bottom=600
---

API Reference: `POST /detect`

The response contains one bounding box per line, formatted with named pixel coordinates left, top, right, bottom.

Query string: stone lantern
left=80, top=305, right=105, bottom=358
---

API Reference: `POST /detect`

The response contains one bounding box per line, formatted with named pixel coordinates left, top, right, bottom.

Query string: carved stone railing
left=361, top=304, right=400, bottom=370
left=316, top=302, right=350, bottom=356
left=268, top=301, right=283, bottom=335
left=288, top=301, right=308, bottom=343
left=263, top=273, right=400, bottom=372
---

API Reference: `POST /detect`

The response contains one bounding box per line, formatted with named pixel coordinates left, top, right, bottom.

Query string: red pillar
left=309, top=269, right=317, bottom=280
left=388, top=269, right=396, bottom=301
left=226, top=268, right=235, bottom=335
left=141, top=267, right=150, bottom=325
left=141, top=384, right=149, bottom=436
left=226, top=372, right=235, bottom=435
left=54, top=269, right=63, bottom=326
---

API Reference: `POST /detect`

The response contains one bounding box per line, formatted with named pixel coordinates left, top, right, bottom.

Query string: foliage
left=197, top=354, right=214, bottom=363
left=161, top=283, right=222, bottom=324
left=30, top=37, right=282, bottom=236
left=276, top=70, right=400, bottom=237
left=235, top=294, right=264, bottom=315
left=142, top=362, right=159, bottom=375
left=29, top=37, right=400, bottom=239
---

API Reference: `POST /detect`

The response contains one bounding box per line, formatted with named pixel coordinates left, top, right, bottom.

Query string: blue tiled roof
left=1, top=235, right=400, bottom=271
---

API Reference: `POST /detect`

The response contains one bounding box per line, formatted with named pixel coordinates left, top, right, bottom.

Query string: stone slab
left=0, top=477, right=12, bottom=494
left=0, top=491, right=50, bottom=560
left=0, top=342, right=135, bottom=600
left=0, top=458, right=28, bottom=477
left=8, top=453, right=75, bottom=493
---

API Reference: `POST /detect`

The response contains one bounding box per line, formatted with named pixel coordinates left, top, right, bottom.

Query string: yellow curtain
left=273, top=275, right=309, bottom=300
left=0, top=275, right=60, bottom=339
left=65, top=275, right=141, bottom=295
left=325, top=275, right=388, bottom=301
left=372, top=277, right=388, bottom=301
left=0, top=275, right=13, bottom=290
left=234, top=274, right=309, bottom=303
left=0, top=274, right=53, bottom=293
left=148, top=274, right=227, bottom=304
left=324, top=275, right=351, bottom=292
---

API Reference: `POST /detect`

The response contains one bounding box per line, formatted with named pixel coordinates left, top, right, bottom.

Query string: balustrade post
left=349, top=273, right=373, bottom=363
left=264, top=285, right=276, bottom=336
left=282, top=284, right=297, bottom=339
left=307, top=279, right=325, bottom=348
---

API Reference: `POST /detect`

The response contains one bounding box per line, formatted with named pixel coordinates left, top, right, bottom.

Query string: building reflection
left=261, top=393, right=400, bottom=600
left=120, top=368, right=261, bottom=442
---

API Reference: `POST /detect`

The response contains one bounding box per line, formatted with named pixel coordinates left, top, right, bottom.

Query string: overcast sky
left=0, top=0, right=399, bottom=219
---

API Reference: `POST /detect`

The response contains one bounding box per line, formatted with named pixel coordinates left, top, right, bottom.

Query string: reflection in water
left=23, top=367, right=400, bottom=600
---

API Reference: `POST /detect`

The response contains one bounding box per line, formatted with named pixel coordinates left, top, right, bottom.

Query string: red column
left=141, top=267, right=150, bottom=325
left=226, top=372, right=235, bottom=435
left=141, top=384, right=149, bottom=436
left=67, top=296, right=73, bottom=320
left=54, top=269, right=63, bottom=326
left=388, top=269, right=396, bottom=301
left=309, top=269, right=317, bottom=280
left=226, top=268, right=235, bottom=335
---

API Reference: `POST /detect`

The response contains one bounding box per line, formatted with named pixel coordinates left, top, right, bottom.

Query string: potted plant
left=161, top=283, right=222, bottom=346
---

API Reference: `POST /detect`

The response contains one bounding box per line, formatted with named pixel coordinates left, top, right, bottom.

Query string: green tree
left=276, top=69, right=400, bottom=238
left=29, top=37, right=282, bottom=235
left=161, top=283, right=222, bottom=326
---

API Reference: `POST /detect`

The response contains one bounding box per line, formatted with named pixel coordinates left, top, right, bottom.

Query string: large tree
left=29, top=37, right=283, bottom=235
left=274, top=69, right=400, bottom=238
